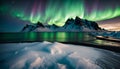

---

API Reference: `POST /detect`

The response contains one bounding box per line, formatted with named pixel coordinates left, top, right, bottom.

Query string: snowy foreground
left=0, top=41, right=120, bottom=69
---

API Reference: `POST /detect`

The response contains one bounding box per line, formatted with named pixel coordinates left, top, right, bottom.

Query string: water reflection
left=92, top=40, right=120, bottom=47
left=0, top=32, right=120, bottom=46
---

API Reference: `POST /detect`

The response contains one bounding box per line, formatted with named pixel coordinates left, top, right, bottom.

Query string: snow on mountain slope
left=21, top=16, right=120, bottom=38
left=21, top=16, right=101, bottom=32
left=0, top=41, right=120, bottom=69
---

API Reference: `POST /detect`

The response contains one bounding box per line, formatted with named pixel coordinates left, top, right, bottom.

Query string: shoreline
left=0, top=41, right=120, bottom=53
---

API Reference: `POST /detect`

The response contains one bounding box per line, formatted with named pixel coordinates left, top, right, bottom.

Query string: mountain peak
left=21, top=17, right=102, bottom=32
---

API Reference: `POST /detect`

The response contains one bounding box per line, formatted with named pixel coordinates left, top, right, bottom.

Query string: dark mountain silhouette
left=21, top=17, right=120, bottom=39
left=21, top=16, right=102, bottom=32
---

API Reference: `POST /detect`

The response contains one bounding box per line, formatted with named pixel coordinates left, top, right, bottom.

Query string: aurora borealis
left=0, top=0, right=120, bottom=28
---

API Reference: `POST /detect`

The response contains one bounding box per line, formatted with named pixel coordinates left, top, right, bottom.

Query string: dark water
left=0, top=32, right=120, bottom=47
left=0, top=32, right=91, bottom=42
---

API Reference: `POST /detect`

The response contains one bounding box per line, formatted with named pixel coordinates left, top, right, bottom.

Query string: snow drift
left=0, top=41, right=120, bottom=69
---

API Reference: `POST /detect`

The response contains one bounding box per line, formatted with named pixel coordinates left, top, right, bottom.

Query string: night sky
left=0, top=0, right=120, bottom=32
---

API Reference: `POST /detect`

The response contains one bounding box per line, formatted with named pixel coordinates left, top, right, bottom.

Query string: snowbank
left=0, top=41, right=120, bottom=69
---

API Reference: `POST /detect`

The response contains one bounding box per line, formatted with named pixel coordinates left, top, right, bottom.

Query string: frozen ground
left=0, top=41, right=120, bottom=69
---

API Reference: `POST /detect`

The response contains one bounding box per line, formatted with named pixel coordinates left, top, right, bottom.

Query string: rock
left=21, top=16, right=102, bottom=32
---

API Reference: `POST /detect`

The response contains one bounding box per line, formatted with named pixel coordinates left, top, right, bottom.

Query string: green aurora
left=0, top=0, right=120, bottom=26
